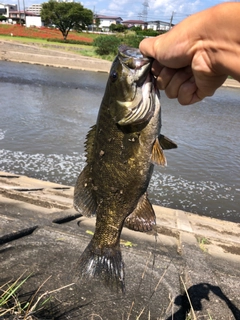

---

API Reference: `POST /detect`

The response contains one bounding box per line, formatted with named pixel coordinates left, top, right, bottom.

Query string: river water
left=0, top=61, right=239, bottom=223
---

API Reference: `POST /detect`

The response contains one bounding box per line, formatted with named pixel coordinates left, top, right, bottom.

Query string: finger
left=177, top=78, right=200, bottom=105
left=164, top=67, right=193, bottom=98
left=156, top=67, right=178, bottom=90
left=151, top=60, right=164, bottom=77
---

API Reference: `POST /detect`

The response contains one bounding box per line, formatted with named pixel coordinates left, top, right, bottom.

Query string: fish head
left=106, top=45, right=158, bottom=126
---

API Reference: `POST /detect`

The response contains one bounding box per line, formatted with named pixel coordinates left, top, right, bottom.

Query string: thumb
left=139, top=37, right=158, bottom=59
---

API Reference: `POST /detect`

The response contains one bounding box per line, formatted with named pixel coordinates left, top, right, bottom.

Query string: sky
left=11, top=0, right=237, bottom=24
left=80, top=0, right=235, bottom=23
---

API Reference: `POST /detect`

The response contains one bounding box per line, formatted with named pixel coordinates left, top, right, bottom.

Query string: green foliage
left=41, top=0, right=93, bottom=40
left=93, top=35, right=121, bottom=55
left=93, top=32, right=146, bottom=56
left=121, top=35, right=145, bottom=48
left=136, top=29, right=159, bottom=37
left=130, top=26, right=142, bottom=32
left=0, top=15, right=7, bottom=21
left=0, top=274, right=31, bottom=317
left=109, top=23, right=127, bottom=33
left=95, top=17, right=100, bottom=29
left=47, top=38, right=92, bottom=46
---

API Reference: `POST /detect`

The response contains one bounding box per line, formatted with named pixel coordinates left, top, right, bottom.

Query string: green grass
left=0, top=273, right=74, bottom=319
left=196, top=236, right=211, bottom=252
left=0, top=34, right=115, bottom=60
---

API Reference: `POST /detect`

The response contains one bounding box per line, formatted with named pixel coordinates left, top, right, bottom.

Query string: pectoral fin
left=151, top=138, right=167, bottom=166
left=74, top=165, right=97, bottom=217
left=158, top=134, right=177, bottom=150
left=124, top=193, right=156, bottom=232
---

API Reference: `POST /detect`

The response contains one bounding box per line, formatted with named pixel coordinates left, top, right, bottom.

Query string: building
left=8, top=10, right=37, bottom=23
left=0, top=3, right=42, bottom=25
left=94, top=14, right=123, bottom=31
left=147, top=20, right=174, bottom=31
left=26, top=4, right=42, bottom=16
left=0, top=3, right=7, bottom=16
left=0, top=3, right=17, bottom=19
left=122, top=20, right=146, bottom=29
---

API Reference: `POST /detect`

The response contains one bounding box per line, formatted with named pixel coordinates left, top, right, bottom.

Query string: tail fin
left=76, top=240, right=125, bottom=293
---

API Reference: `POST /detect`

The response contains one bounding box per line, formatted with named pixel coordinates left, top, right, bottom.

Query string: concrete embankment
left=0, top=39, right=111, bottom=72
left=0, top=171, right=240, bottom=319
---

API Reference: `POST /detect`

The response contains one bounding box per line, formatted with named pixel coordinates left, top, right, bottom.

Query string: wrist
left=192, top=3, right=240, bottom=81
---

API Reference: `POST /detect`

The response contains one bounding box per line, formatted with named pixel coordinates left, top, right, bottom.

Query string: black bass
left=74, top=45, right=177, bottom=292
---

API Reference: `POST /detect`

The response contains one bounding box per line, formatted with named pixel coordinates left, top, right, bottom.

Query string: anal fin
left=124, top=193, right=156, bottom=232
left=74, top=165, right=97, bottom=216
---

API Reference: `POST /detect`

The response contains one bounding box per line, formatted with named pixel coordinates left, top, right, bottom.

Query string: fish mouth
left=117, top=45, right=157, bottom=126
left=118, top=45, right=151, bottom=72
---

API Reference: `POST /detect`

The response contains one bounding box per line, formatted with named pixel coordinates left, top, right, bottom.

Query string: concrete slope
left=0, top=171, right=240, bottom=319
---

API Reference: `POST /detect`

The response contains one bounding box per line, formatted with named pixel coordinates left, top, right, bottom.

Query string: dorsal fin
left=151, top=138, right=167, bottom=166
left=85, top=125, right=96, bottom=163
left=124, top=193, right=156, bottom=232
left=158, top=134, right=178, bottom=150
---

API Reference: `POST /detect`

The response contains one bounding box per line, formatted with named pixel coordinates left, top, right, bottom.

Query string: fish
left=73, top=45, right=177, bottom=292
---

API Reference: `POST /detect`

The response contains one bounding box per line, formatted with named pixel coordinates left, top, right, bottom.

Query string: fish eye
left=110, top=71, right=118, bottom=82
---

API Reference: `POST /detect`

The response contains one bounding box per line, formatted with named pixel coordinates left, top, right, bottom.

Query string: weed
left=196, top=236, right=210, bottom=252
left=0, top=273, right=74, bottom=319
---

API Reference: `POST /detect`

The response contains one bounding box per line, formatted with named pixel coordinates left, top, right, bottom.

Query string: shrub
left=47, top=38, right=92, bottom=45
left=93, top=35, right=121, bottom=55
left=0, top=15, right=7, bottom=21
left=136, top=29, right=159, bottom=37
left=121, top=35, right=145, bottom=48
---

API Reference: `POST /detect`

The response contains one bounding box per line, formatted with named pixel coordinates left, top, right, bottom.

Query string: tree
left=95, top=17, right=100, bottom=30
left=41, top=0, right=93, bottom=40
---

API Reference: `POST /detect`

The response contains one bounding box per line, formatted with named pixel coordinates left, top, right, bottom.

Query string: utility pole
left=92, top=5, right=95, bottom=32
left=22, top=0, right=26, bottom=25
left=169, top=11, right=175, bottom=29
left=17, top=0, right=21, bottom=24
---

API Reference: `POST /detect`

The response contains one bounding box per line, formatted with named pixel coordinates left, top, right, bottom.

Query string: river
left=0, top=61, right=239, bottom=222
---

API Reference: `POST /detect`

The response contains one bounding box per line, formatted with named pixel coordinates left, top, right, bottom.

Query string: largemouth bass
left=74, top=45, right=177, bottom=292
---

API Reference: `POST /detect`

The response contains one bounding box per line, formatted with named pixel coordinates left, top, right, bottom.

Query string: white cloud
left=21, top=0, right=228, bottom=24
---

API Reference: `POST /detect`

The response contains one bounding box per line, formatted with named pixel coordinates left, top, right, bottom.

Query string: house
left=122, top=20, right=147, bottom=29
left=0, top=3, right=17, bottom=19
left=0, top=2, right=42, bottom=26
left=8, top=10, right=37, bottom=24
left=93, top=14, right=123, bottom=31
left=147, top=20, right=174, bottom=31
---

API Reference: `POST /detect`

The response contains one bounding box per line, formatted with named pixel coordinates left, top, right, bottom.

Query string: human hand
left=139, top=5, right=233, bottom=105
left=147, top=57, right=227, bottom=105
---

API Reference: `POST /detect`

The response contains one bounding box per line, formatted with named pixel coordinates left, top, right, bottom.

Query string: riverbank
left=0, top=171, right=240, bottom=319
left=1, top=39, right=240, bottom=88
left=0, top=39, right=111, bottom=72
